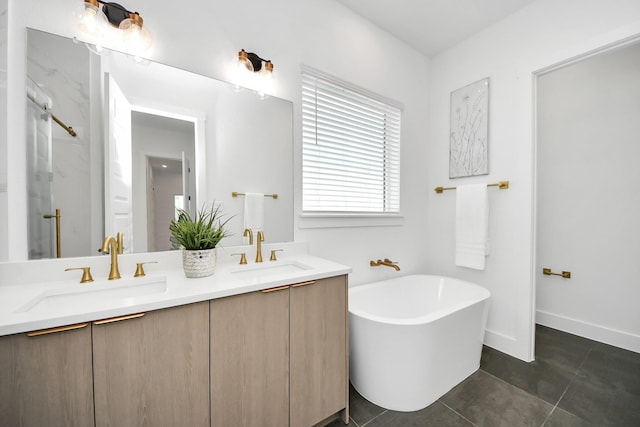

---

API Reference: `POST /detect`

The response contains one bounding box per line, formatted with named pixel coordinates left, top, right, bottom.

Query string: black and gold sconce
left=236, top=49, right=275, bottom=98
left=77, top=0, right=152, bottom=54
left=238, top=49, right=274, bottom=74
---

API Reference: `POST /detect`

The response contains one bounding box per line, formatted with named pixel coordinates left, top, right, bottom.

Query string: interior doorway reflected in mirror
left=21, top=28, right=294, bottom=261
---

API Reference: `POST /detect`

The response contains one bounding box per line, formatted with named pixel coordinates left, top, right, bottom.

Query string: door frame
left=127, top=98, right=206, bottom=212
left=530, top=32, right=640, bottom=358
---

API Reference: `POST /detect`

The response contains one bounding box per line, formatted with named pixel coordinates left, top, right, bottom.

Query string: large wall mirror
left=25, top=28, right=293, bottom=260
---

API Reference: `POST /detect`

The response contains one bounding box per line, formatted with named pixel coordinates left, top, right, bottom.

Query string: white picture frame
left=449, top=77, right=489, bottom=178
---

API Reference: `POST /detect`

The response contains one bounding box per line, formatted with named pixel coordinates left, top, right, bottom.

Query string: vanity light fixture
left=76, top=0, right=152, bottom=55
left=238, top=49, right=274, bottom=74
left=236, top=49, right=275, bottom=98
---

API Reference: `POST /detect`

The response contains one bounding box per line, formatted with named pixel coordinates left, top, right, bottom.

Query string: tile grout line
left=359, top=409, right=388, bottom=427
left=437, top=399, right=479, bottom=426
left=478, top=368, right=561, bottom=426
left=539, top=348, right=593, bottom=427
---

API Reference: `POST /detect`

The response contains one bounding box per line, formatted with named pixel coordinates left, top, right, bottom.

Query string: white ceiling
left=336, top=0, right=537, bottom=57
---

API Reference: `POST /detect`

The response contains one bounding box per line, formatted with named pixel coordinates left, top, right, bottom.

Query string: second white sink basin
left=231, top=260, right=312, bottom=283
left=16, top=275, right=168, bottom=314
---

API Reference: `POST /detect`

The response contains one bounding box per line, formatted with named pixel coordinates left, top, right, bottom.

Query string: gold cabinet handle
left=542, top=268, right=571, bottom=279
left=290, top=280, right=316, bottom=288
left=27, top=322, right=89, bottom=337
left=260, top=280, right=316, bottom=293
left=93, top=312, right=145, bottom=325
left=260, top=285, right=290, bottom=293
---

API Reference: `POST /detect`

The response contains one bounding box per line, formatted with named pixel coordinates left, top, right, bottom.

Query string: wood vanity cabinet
left=210, top=284, right=290, bottom=427
left=92, top=301, right=210, bottom=427
left=0, top=273, right=346, bottom=427
left=290, top=275, right=349, bottom=427
left=210, top=275, right=348, bottom=427
left=0, top=323, right=94, bottom=427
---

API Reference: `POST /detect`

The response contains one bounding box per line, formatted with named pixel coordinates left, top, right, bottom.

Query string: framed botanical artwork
left=449, top=77, right=489, bottom=178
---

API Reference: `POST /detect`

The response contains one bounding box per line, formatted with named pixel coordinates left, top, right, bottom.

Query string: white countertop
left=0, top=242, right=352, bottom=336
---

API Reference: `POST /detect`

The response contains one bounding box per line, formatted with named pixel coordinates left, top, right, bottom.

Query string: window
left=302, top=68, right=401, bottom=215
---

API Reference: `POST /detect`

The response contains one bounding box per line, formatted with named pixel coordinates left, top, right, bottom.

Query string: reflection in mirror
left=24, top=28, right=293, bottom=260
left=131, top=112, right=196, bottom=253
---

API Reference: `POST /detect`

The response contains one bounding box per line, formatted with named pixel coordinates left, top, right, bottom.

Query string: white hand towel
left=455, top=184, right=489, bottom=270
left=243, top=193, right=264, bottom=243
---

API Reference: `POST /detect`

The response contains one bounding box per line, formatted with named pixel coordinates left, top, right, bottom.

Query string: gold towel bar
left=50, top=111, right=77, bottom=137
left=28, top=94, right=77, bottom=137
left=542, top=268, right=571, bottom=279
left=232, top=192, right=278, bottom=199
left=434, top=180, right=509, bottom=194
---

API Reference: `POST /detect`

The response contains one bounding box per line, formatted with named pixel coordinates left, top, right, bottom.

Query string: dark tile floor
left=327, top=325, right=640, bottom=427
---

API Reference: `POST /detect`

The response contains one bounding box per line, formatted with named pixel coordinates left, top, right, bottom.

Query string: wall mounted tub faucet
left=370, top=258, right=400, bottom=271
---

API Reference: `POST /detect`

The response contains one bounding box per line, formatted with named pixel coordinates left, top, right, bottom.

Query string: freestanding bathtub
left=349, top=274, right=490, bottom=411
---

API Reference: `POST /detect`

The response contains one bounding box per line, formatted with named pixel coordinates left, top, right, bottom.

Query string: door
left=210, top=288, right=290, bottom=427
left=104, top=73, right=133, bottom=253
left=0, top=324, right=94, bottom=427
left=536, top=42, right=640, bottom=346
left=290, top=276, right=349, bottom=427
left=26, top=88, right=54, bottom=259
left=92, top=303, right=210, bottom=427
left=181, top=151, right=192, bottom=214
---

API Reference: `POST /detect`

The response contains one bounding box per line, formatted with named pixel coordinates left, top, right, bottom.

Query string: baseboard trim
left=536, top=310, right=640, bottom=353
left=483, top=328, right=532, bottom=361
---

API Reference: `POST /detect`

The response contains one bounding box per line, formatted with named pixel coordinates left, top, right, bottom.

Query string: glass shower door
left=26, top=81, right=54, bottom=259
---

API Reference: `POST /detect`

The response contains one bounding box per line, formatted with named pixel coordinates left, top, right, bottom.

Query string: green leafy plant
left=169, top=204, right=232, bottom=250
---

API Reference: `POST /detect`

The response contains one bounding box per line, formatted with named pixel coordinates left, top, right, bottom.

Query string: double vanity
left=0, top=242, right=351, bottom=427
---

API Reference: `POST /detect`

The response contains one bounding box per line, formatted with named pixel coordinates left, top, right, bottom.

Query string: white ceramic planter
left=182, top=248, right=217, bottom=278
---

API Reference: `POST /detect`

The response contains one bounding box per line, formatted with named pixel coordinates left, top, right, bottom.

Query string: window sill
left=298, top=213, right=404, bottom=229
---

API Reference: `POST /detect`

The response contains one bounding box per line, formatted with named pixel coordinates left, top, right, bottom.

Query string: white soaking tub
left=349, top=274, right=490, bottom=411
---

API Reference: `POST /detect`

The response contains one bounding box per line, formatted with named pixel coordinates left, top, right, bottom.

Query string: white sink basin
left=231, top=260, right=312, bottom=283
left=16, top=275, right=168, bottom=314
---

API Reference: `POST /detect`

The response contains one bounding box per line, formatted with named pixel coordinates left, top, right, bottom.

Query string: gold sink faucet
left=243, top=228, right=254, bottom=245
left=256, top=231, right=264, bottom=263
left=101, top=235, right=122, bottom=280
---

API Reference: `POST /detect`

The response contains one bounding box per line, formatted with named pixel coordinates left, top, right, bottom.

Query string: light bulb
left=119, top=14, right=153, bottom=54
left=74, top=0, right=108, bottom=42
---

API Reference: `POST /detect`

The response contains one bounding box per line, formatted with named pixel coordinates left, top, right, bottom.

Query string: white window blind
left=302, top=71, right=401, bottom=214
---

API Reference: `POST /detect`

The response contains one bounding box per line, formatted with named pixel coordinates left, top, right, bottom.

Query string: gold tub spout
left=370, top=258, right=400, bottom=271
left=101, top=236, right=121, bottom=280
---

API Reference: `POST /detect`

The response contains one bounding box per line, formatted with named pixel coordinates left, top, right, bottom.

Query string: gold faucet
left=243, top=228, right=254, bottom=245
left=101, top=236, right=122, bottom=280
left=370, top=258, right=400, bottom=271
left=256, top=231, right=264, bottom=263
left=116, top=231, right=124, bottom=254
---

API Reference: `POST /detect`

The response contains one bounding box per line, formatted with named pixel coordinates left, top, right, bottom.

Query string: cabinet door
left=211, top=287, right=290, bottom=427
left=0, top=323, right=94, bottom=427
left=92, top=302, right=209, bottom=427
left=290, top=275, right=348, bottom=427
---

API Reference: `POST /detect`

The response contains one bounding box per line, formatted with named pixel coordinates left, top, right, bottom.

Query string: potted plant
left=169, top=204, right=231, bottom=278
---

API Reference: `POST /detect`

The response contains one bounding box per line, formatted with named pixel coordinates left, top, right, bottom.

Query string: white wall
left=536, top=43, right=640, bottom=352
left=17, top=0, right=431, bottom=286
left=131, top=115, right=195, bottom=252
left=150, top=167, right=182, bottom=252
left=426, top=0, right=640, bottom=360
left=28, top=29, right=93, bottom=258
left=2, top=0, right=28, bottom=260
left=0, top=0, right=8, bottom=261
left=9, top=0, right=640, bottom=360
